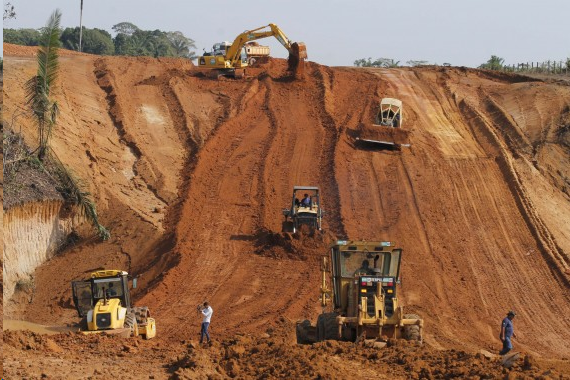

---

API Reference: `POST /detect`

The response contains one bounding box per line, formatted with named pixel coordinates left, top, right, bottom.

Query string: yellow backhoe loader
left=357, top=98, right=411, bottom=147
left=198, top=23, right=307, bottom=79
left=71, top=270, right=156, bottom=339
left=296, top=240, right=423, bottom=344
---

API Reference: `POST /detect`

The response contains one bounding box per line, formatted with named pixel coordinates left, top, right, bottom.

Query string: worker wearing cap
left=499, top=311, right=517, bottom=355
left=198, top=301, right=213, bottom=345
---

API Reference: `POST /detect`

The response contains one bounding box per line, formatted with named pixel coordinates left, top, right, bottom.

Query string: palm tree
left=24, top=9, right=61, bottom=161
left=24, top=9, right=110, bottom=240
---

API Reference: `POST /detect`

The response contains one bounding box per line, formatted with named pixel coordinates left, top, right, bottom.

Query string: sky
left=3, top=0, right=570, bottom=67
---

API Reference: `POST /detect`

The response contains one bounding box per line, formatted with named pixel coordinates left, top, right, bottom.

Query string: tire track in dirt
left=360, top=67, right=570, bottom=355
left=140, top=73, right=329, bottom=339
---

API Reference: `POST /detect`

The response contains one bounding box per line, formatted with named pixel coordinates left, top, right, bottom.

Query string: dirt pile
left=3, top=42, right=570, bottom=376
left=4, top=322, right=570, bottom=379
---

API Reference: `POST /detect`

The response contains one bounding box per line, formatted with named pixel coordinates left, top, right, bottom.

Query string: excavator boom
left=198, top=23, right=307, bottom=78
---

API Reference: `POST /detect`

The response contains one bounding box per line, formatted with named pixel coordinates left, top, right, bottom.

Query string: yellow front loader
left=71, top=270, right=156, bottom=339
left=297, top=241, right=423, bottom=344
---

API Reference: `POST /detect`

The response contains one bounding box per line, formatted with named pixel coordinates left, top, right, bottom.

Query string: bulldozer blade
left=357, top=123, right=411, bottom=147
left=288, top=42, right=307, bottom=79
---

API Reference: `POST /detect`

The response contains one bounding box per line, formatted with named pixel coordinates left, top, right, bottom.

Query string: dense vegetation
left=4, top=21, right=197, bottom=59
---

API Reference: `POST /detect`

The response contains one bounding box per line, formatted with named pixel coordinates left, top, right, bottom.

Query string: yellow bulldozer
left=356, top=98, right=411, bottom=147
left=197, top=23, right=307, bottom=79
left=282, top=186, right=324, bottom=233
left=71, top=270, right=156, bottom=339
left=297, top=240, right=423, bottom=344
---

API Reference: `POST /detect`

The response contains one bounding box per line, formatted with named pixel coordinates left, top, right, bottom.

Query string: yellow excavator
left=198, top=23, right=307, bottom=79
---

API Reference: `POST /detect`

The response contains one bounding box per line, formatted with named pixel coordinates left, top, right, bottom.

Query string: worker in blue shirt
left=499, top=311, right=517, bottom=355
left=300, top=193, right=311, bottom=207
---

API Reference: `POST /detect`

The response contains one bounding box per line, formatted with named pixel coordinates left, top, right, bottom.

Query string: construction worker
left=499, top=311, right=517, bottom=355
left=106, top=282, right=118, bottom=297
left=198, top=301, right=213, bottom=344
left=301, top=193, right=311, bottom=207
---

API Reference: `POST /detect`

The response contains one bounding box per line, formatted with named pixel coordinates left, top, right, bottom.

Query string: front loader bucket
left=288, top=42, right=307, bottom=79
left=357, top=123, right=411, bottom=147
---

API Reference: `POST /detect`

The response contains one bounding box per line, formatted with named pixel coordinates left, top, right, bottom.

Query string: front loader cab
left=282, top=186, right=324, bottom=233
left=71, top=270, right=132, bottom=318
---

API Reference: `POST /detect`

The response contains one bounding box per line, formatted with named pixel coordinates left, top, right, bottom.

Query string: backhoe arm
left=225, top=24, right=306, bottom=67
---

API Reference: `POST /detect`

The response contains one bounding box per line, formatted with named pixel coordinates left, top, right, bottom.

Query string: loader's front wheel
left=296, top=320, right=315, bottom=344
left=316, top=313, right=339, bottom=342
left=124, top=312, right=138, bottom=337
left=403, top=314, right=422, bottom=342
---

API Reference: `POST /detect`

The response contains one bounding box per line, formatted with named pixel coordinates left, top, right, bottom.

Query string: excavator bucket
left=288, top=42, right=308, bottom=78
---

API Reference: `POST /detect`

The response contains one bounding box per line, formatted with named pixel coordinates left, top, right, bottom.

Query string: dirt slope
left=3, top=43, right=570, bottom=376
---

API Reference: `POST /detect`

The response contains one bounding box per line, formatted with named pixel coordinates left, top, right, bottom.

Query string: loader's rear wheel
left=403, top=314, right=422, bottom=342
left=316, top=313, right=339, bottom=342
left=134, top=306, right=150, bottom=324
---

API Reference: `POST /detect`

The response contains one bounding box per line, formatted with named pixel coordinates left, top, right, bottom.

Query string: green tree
left=407, top=60, right=429, bottom=67
left=167, top=31, right=197, bottom=58
left=354, top=57, right=400, bottom=68
left=24, top=9, right=61, bottom=161
left=112, top=21, right=139, bottom=36
left=61, top=27, right=114, bottom=55
left=3, top=28, right=41, bottom=46
left=479, top=55, right=505, bottom=70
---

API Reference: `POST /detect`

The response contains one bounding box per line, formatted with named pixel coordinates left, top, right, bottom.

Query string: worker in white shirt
left=197, top=301, right=213, bottom=344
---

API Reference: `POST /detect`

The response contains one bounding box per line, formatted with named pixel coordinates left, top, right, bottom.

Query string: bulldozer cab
left=71, top=270, right=133, bottom=318
left=356, top=98, right=410, bottom=148
left=376, top=98, right=403, bottom=128
left=329, top=241, right=401, bottom=312
left=282, top=186, right=324, bottom=233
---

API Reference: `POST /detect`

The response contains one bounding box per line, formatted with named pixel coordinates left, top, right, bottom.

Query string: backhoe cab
left=282, top=186, right=324, bottom=233
left=71, top=270, right=156, bottom=339
left=357, top=98, right=411, bottom=148
left=198, top=23, right=307, bottom=79
left=296, top=241, right=423, bottom=344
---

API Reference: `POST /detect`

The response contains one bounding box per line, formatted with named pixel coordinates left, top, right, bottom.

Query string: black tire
left=403, top=314, right=422, bottom=341
left=296, top=320, right=311, bottom=344
left=124, top=311, right=138, bottom=336
left=282, top=221, right=295, bottom=233
left=316, top=313, right=339, bottom=341
left=134, top=306, right=150, bottom=324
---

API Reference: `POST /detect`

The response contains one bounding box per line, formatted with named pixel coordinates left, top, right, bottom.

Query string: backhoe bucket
left=288, top=42, right=307, bottom=78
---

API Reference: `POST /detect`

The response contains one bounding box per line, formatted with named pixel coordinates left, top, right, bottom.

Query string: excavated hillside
left=3, top=43, right=570, bottom=378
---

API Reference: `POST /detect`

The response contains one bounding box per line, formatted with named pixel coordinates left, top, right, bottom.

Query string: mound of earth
left=4, top=321, right=570, bottom=379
